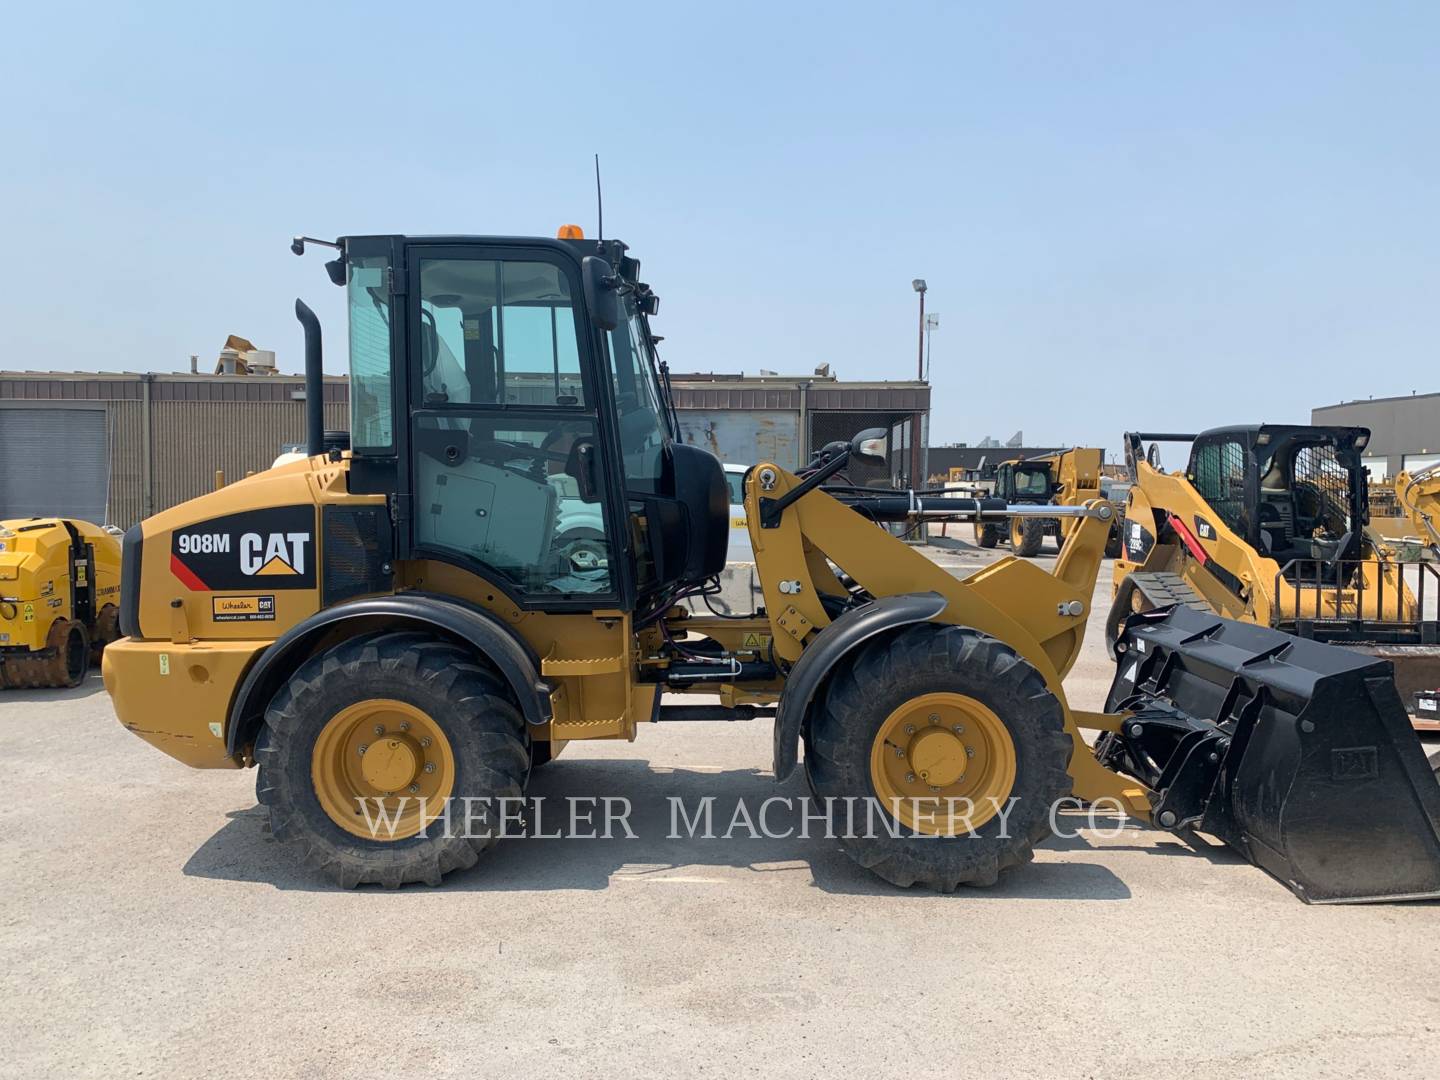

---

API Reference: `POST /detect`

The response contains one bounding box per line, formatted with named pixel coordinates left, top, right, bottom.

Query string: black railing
left=1272, top=558, right=1440, bottom=645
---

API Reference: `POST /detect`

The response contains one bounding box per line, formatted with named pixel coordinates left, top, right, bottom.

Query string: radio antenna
left=594, top=153, right=604, bottom=242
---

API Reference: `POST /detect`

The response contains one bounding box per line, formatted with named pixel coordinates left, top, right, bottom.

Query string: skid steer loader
left=976, top=449, right=1121, bottom=558
left=1, top=518, right=121, bottom=688
left=1111, top=429, right=1440, bottom=728
left=102, top=231, right=1440, bottom=901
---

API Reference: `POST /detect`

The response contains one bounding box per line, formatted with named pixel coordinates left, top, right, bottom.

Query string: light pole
left=924, top=312, right=938, bottom=382
left=911, top=279, right=927, bottom=380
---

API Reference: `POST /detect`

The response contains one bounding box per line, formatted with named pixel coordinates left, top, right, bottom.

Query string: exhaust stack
left=294, top=299, right=324, bottom=458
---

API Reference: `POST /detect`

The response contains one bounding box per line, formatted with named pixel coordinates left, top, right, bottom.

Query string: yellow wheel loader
left=102, top=232, right=1440, bottom=901
left=975, top=448, right=1121, bottom=558
left=1, top=518, right=122, bottom=688
left=1112, top=429, right=1439, bottom=725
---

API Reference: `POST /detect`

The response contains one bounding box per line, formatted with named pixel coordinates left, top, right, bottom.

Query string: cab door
left=403, top=243, right=630, bottom=611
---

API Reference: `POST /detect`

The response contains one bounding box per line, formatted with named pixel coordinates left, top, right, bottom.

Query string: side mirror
left=850, top=427, right=888, bottom=466
left=582, top=255, right=620, bottom=332
left=566, top=439, right=601, bottom=503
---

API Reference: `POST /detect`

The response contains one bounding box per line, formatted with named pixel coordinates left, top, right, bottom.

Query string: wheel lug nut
left=408, top=784, right=419, bottom=794
left=966, top=746, right=974, bottom=757
left=894, top=747, right=904, bottom=758
left=928, top=785, right=939, bottom=792
left=399, top=721, right=410, bottom=731
left=374, top=724, right=385, bottom=736
left=905, top=772, right=916, bottom=783
left=357, top=744, right=367, bottom=755
left=424, top=762, right=436, bottom=773
left=420, top=737, right=432, bottom=748
left=904, top=724, right=915, bottom=735
left=928, top=713, right=939, bottom=723
left=953, top=724, right=965, bottom=735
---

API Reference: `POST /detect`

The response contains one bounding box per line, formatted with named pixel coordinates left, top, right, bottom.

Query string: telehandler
left=976, top=448, right=1121, bottom=558
left=103, top=231, right=1440, bottom=900
left=1110, top=429, right=1439, bottom=724
left=1, top=517, right=121, bottom=688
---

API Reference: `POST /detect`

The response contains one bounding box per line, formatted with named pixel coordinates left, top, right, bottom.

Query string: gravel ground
left=2, top=548, right=1437, bottom=1079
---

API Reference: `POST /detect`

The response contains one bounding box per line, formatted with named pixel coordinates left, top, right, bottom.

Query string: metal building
left=1, top=367, right=931, bottom=528
left=669, top=372, right=930, bottom=486
left=1311, top=392, right=1440, bottom=479
left=0, top=372, right=347, bottom=528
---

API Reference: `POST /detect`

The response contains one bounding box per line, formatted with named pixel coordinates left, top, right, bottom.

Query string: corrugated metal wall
left=2, top=376, right=351, bottom=528
left=107, top=401, right=146, bottom=527
left=149, top=401, right=348, bottom=516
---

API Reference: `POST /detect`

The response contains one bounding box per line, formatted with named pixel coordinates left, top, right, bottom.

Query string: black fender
left=225, top=592, right=551, bottom=758
left=772, top=591, right=948, bottom=780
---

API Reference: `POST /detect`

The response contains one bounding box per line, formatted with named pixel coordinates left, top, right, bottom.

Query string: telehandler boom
left=103, top=232, right=1440, bottom=901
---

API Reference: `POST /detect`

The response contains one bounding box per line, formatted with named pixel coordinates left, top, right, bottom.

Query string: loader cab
left=334, top=233, right=727, bottom=614
left=1185, top=424, right=1369, bottom=569
left=995, top=460, right=1053, bottom=503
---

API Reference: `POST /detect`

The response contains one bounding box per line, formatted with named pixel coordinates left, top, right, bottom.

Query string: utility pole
left=911, top=279, right=927, bottom=380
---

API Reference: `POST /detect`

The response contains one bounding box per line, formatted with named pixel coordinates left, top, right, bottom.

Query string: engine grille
left=322, top=505, right=393, bottom=606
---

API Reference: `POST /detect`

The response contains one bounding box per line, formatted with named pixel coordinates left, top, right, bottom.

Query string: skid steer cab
left=104, top=231, right=1440, bottom=900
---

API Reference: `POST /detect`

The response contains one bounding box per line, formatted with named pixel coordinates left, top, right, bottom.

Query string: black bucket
left=1104, top=605, right=1440, bottom=903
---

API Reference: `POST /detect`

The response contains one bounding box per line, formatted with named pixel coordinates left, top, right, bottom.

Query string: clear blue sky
left=3, top=1, right=1436, bottom=458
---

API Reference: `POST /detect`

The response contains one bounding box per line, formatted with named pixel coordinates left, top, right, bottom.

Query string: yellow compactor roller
left=103, top=231, right=1440, bottom=901
left=1, top=518, right=121, bottom=687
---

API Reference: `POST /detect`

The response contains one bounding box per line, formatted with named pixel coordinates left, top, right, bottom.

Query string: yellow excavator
left=1, top=518, right=121, bottom=688
left=976, top=448, right=1121, bottom=557
left=102, top=230, right=1440, bottom=901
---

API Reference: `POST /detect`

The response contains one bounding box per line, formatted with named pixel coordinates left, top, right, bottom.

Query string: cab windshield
left=1013, top=467, right=1050, bottom=497
left=607, top=294, right=671, bottom=494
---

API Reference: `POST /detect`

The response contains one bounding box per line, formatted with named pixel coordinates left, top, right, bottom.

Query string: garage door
left=1402, top=453, right=1440, bottom=474
left=0, top=408, right=109, bottom=523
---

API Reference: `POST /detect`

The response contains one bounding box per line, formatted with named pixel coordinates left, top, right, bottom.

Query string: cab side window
left=419, top=260, right=584, bottom=408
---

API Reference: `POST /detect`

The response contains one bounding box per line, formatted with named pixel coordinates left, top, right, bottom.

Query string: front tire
left=805, top=624, right=1073, bottom=891
left=977, top=523, right=1000, bottom=549
left=256, top=631, right=529, bottom=888
left=1011, top=516, right=1045, bottom=557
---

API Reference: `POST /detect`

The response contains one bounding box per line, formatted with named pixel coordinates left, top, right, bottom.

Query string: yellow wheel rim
left=1009, top=517, right=1025, bottom=548
left=868, top=692, right=1017, bottom=835
left=311, top=699, right=456, bottom=840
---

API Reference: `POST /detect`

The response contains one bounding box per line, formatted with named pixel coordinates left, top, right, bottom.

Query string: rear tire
left=805, top=624, right=1073, bottom=891
left=256, top=631, right=529, bottom=889
left=45, top=620, right=90, bottom=688
left=977, top=523, right=999, bottom=549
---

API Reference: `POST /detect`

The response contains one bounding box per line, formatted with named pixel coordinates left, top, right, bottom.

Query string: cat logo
left=240, top=532, right=309, bottom=577
left=171, top=506, right=316, bottom=591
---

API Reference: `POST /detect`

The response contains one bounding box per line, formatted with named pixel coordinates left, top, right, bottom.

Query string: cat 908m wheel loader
left=102, top=230, right=1440, bottom=901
